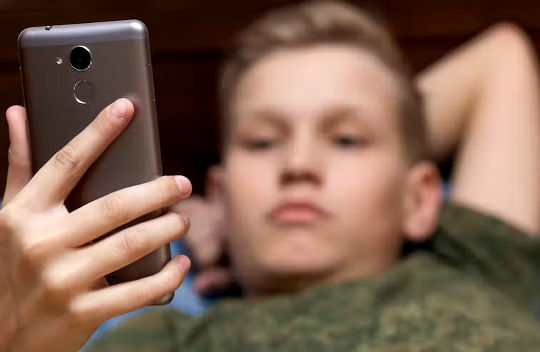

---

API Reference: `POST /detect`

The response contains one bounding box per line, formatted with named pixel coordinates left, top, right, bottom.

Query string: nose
left=280, top=130, right=322, bottom=186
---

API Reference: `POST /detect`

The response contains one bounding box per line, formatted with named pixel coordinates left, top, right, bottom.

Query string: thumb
left=3, top=105, right=31, bottom=205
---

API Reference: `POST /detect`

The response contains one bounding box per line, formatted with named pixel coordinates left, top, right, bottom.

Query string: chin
left=235, top=243, right=350, bottom=297
left=242, top=254, right=340, bottom=296
left=260, top=241, right=340, bottom=278
left=231, top=227, right=350, bottom=295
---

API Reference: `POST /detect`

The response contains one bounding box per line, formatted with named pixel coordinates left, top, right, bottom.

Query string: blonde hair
left=219, top=1, right=426, bottom=162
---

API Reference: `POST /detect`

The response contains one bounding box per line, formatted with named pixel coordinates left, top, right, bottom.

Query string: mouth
left=268, top=200, right=331, bottom=225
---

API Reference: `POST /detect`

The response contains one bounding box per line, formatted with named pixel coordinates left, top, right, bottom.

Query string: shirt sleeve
left=433, top=201, right=540, bottom=315
left=85, top=308, right=193, bottom=352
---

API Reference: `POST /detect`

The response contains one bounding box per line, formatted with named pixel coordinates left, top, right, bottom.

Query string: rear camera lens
left=70, top=46, right=91, bottom=71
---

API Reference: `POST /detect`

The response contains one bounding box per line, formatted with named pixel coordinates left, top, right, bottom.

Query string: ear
left=206, top=164, right=226, bottom=202
left=401, top=161, right=443, bottom=242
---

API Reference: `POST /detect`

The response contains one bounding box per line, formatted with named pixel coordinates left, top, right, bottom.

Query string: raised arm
left=417, top=23, right=540, bottom=235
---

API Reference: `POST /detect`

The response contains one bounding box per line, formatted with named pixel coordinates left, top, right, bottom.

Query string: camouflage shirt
left=87, top=202, right=540, bottom=351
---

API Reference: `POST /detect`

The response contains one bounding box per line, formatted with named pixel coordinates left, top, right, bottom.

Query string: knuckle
left=159, top=177, right=182, bottom=205
left=133, top=285, right=154, bottom=304
left=7, top=146, right=16, bottom=166
left=491, top=22, right=528, bottom=42
left=101, top=195, right=128, bottom=223
left=90, top=115, right=110, bottom=139
left=118, top=227, right=147, bottom=255
left=40, top=268, right=69, bottom=297
left=133, top=270, right=177, bottom=304
left=0, top=206, right=24, bottom=233
left=19, top=237, right=49, bottom=266
left=8, top=147, right=31, bottom=170
left=66, top=301, right=91, bottom=328
left=161, top=265, right=182, bottom=288
left=153, top=271, right=178, bottom=296
left=490, top=22, right=534, bottom=56
left=54, top=143, right=81, bottom=170
left=169, top=267, right=184, bottom=288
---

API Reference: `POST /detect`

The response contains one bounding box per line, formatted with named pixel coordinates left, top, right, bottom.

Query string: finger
left=194, top=267, right=234, bottom=295
left=18, top=98, right=134, bottom=209
left=64, top=175, right=192, bottom=247
left=3, top=106, right=32, bottom=205
left=69, top=255, right=190, bottom=325
left=67, top=211, right=189, bottom=285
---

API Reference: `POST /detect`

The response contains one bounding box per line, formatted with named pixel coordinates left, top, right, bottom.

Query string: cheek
left=223, top=152, right=277, bottom=230
left=222, top=153, right=283, bottom=277
left=326, top=151, right=407, bottom=236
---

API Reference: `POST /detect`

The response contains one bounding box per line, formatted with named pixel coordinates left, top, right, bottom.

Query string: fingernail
left=109, top=99, right=128, bottom=119
left=174, top=175, right=192, bottom=197
left=178, top=256, right=191, bottom=271
left=182, top=215, right=191, bottom=231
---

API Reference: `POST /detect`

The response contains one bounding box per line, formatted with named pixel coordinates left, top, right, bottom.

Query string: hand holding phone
left=18, top=20, right=175, bottom=294
left=0, top=100, right=191, bottom=352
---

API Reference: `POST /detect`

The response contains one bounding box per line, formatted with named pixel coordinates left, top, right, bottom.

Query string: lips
left=269, top=201, right=330, bottom=225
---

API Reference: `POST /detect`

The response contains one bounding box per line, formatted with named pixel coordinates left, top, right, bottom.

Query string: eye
left=243, top=138, right=279, bottom=150
left=332, top=135, right=365, bottom=148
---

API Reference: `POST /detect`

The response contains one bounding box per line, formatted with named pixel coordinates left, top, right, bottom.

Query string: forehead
left=232, top=44, right=401, bottom=125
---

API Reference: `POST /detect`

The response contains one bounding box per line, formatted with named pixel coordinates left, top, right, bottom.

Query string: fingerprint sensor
left=73, top=80, right=94, bottom=104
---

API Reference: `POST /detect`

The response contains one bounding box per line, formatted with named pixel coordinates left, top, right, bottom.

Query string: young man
left=1, top=1, right=539, bottom=351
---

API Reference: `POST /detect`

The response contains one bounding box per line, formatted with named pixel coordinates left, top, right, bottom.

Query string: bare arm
left=417, top=23, right=540, bottom=235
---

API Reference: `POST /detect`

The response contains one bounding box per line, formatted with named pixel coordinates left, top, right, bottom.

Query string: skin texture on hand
left=0, top=99, right=192, bottom=352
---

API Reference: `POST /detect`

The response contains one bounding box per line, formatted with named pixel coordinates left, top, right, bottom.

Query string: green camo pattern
left=87, top=202, right=540, bottom=351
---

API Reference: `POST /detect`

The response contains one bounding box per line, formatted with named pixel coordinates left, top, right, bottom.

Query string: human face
left=222, top=45, right=413, bottom=295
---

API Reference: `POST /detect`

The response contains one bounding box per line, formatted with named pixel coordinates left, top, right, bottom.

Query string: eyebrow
left=235, top=108, right=289, bottom=131
left=319, top=104, right=376, bottom=131
left=235, top=103, right=378, bottom=132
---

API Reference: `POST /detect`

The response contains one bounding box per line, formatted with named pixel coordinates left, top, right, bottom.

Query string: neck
left=241, top=256, right=401, bottom=299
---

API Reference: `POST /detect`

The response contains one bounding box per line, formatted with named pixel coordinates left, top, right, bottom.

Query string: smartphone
left=18, top=20, right=173, bottom=304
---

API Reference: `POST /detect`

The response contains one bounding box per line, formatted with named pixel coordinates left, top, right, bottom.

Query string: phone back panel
left=18, top=21, right=172, bottom=303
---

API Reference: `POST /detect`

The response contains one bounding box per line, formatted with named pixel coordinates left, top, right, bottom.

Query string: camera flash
left=56, top=57, right=63, bottom=65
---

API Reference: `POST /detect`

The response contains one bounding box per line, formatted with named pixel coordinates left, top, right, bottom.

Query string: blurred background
left=1, top=0, right=540, bottom=192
